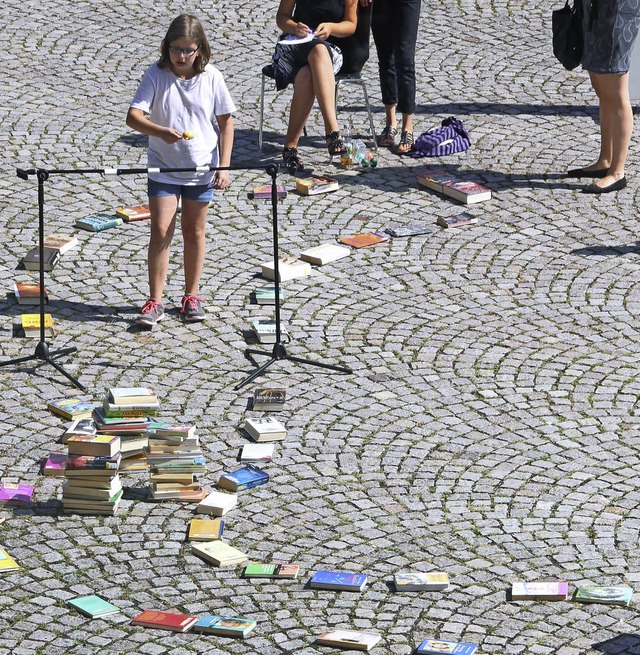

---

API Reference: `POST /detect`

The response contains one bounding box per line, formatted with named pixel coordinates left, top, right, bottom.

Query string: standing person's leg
left=395, top=0, right=421, bottom=153
left=137, top=187, right=179, bottom=326
left=372, top=0, right=399, bottom=145
left=584, top=71, right=632, bottom=192
left=180, top=193, right=210, bottom=322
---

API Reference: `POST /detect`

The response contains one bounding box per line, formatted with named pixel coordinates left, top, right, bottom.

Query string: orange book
left=115, top=205, right=151, bottom=222
left=339, top=232, right=388, bottom=249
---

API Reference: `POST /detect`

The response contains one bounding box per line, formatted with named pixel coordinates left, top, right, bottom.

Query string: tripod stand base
left=235, top=341, right=353, bottom=390
left=0, top=341, right=85, bottom=390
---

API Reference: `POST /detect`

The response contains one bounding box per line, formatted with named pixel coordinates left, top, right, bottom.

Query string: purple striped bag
left=409, top=117, right=471, bottom=158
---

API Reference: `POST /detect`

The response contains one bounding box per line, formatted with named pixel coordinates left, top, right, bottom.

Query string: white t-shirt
left=130, top=62, right=236, bottom=185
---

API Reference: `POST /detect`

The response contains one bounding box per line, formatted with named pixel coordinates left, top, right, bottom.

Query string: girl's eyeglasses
left=169, top=46, right=198, bottom=56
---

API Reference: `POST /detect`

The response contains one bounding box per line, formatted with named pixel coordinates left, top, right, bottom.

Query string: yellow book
left=21, top=313, right=54, bottom=338
left=0, top=549, right=20, bottom=573
left=188, top=518, right=225, bottom=541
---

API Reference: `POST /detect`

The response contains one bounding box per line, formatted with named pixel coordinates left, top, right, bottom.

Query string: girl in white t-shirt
left=127, top=14, right=236, bottom=326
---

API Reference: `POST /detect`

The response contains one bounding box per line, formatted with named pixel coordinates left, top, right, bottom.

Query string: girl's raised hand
left=293, top=21, right=312, bottom=37
left=159, top=126, right=184, bottom=144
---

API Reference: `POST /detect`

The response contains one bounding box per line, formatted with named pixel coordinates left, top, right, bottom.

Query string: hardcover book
left=295, top=175, right=339, bottom=196
left=192, top=615, right=257, bottom=638
left=384, top=224, right=434, bottom=238
left=43, top=453, right=67, bottom=476
left=47, top=398, right=99, bottom=421
left=299, top=243, right=350, bottom=266
left=260, top=256, right=312, bottom=282
left=67, top=434, right=120, bottom=458
left=309, top=570, right=368, bottom=591
left=315, top=630, right=381, bottom=651
left=339, top=232, right=388, bottom=249
left=0, top=549, right=20, bottom=573
left=21, top=247, right=60, bottom=271
left=243, top=562, right=300, bottom=579
left=13, top=282, right=48, bottom=305
left=511, top=581, right=569, bottom=601
left=394, top=571, right=450, bottom=592
left=75, top=213, right=123, bottom=232
left=252, top=184, right=287, bottom=200
left=188, top=517, right=225, bottom=541
left=252, top=285, right=284, bottom=305
left=131, top=609, right=198, bottom=632
left=197, top=490, right=238, bottom=516
left=416, top=639, right=478, bottom=655
left=42, top=233, right=79, bottom=254
left=0, top=482, right=34, bottom=504
left=436, top=212, right=478, bottom=228
left=243, top=417, right=287, bottom=442
left=115, top=205, right=151, bottom=222
left=253, top=387, right=286, bottom=411
left=191, top=540, right=249, bottom=567
left=250, top=317, right=289, bottom=344
left=240, top=443, right=275, bottom=462
left=21, top=313, right=54, bottom=339
left=574, top=584, right=633, bottom=606
left=417, top=169, right=458, bottom=192
left=442, top=180, right=492, bottom=204
left=217, top=465, right=269, bottom=492
left=67, top=594, right=121, bottom=618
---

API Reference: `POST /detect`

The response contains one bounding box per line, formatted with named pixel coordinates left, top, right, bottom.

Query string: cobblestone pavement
left=1, top=0, right=640, bottom=653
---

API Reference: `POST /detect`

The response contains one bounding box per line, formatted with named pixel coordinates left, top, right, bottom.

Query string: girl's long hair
left=158, top=14, right=211, bottom=73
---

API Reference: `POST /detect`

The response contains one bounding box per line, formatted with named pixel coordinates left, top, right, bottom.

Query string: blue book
left=192, top=615, right=256, bottom=638
left=74, top=213, right=123, bottom=232
left=217, top=465, right=269, bottom=492
left=416, top=639, right=478, bottom=655
left=309, top=570, right=367, bottom=591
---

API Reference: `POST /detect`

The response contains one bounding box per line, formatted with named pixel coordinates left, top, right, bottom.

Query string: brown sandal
left=378, top=125, right=398, bottom=147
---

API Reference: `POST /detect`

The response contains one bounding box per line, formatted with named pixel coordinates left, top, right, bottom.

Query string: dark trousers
left=371, top=0, right=422, bottom=115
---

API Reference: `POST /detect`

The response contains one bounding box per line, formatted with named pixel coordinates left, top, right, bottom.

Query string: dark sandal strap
left=399, top=131, right=414, bottom=146
left=325, top=131, right=345, bottom=156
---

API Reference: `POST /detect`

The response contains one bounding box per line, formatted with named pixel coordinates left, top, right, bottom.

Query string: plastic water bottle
left=340, top=123, right=353, bottom=167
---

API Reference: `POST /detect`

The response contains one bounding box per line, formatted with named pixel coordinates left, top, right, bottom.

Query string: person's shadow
left=593, top=634, right=640, bottom=654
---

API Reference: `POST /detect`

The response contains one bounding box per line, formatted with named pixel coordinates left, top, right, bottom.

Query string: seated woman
left=274, top=0, right=358, bottom=171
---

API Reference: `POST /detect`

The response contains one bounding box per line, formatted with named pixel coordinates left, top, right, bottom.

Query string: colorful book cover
left=193, top=614, right=257, bottom=637
left=394, top=571, right=450, bottom=591
left=131, top=610, right=198, bottom=632
left=574, top=585, right=633, bottom=606
left=115, top=205, right=151, bottom=221
left=252, top=184, right=287, bottom=200
left=74, top=213, right=123, bottom=232
left=416, top=639, right=478, bottom=655
left=67, top=594, right=120, bottom=618
left=243, top=562, right=300, bottom=578
left=217, top=465, right=269, bottom=492
left=0, top=482, right=34, bottom=504
left=511, top=581, right=569, bottom=600
left=43, top=453, right=67, bottom=476
left=295, top=175, right=339, bottom=195
left=417, top=169, right=457, bottom=192
left=0, top=549, right=20, bottom=573
left=310, top=570, right=367, bottom=591
left=65, top=454, right=121, bottom=471
left=339, top=232, right=389, bottom=249
left=47, top=398, right=99, bottom=420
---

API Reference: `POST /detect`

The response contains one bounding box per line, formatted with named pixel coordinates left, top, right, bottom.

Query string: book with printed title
left=47, top=398, right=99, bottom=421
left=0, top=482, right=34, bottom=504
left=416, top=639, right=478, bottom=655
left=295, top=175, right=339, bottom=196
left=188, top=517, right=225, bottom=541
left=191, top=540, right=249, bottom=567
left=310, top=570, right=368, bottom=591
left=394, top=571, right=450, bottom=592
left=217, top=465, right=269, bottom=492
left=511, top=580, right=569, bottom=601
left=252, top=184, right=287, bottom=200
left=21, top=247, right=60, bottom=271
left=75, top=214, right=123, bottom=232
left=243, top=562, right=300, bottom=579
left=131, top=609, right=198, bottom=632
left=574, top=584, right=633, bottom=606
left=193, top=615, right=257, bottom=638
left=42, top=234, right=79, bottom=254
left=115, top=205, right=151, bottom=222
left=243, top=417, right=287, bottom=442
left=21, top=313, right=54, bottom=338
left=253, top=387, right=286, bottom=411
left=339, top=232, right=388, bottom=249
left=67, top=595, right=121, bottom=618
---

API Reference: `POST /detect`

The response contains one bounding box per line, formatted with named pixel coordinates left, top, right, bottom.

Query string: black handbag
left=552, top=0, right=584, bottom=70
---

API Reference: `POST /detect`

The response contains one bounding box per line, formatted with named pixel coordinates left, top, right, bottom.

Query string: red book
left=131, top=610, right=198, bottom=632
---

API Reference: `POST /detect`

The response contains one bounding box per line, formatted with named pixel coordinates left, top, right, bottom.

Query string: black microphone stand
left=0, top=168, right=85, bottom=390
left=234, top=164, right=353, bottom=390
left=3, top=162, right=352, bottom=392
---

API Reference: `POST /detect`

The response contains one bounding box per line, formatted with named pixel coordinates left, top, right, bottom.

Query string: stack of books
left=145, top=423, right=208, bottom=501
left=93, top=387, right=159, bottom=471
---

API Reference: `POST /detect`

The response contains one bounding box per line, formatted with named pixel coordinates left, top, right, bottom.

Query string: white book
left=243, top=417, right=287, bottom=442
left=250, top=317, right=289, bottom=344
left=394, top=571, right=450, bottom=591
left=240, top=443, right=275, bottom=462
left=197, top=490, right=238, bottom=516
left=260, top=256, right=311, bottom=282
left=299, top=243, right=350, bottom=266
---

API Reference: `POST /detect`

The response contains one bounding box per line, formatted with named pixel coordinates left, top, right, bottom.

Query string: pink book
left=43, top=453, right=67, bottom=476
left=0, top=482, right=34, bottom=503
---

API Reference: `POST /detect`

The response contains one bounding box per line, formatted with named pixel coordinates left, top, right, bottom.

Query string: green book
left=67, top=594, right=120, bottom=618
left=574, top=585, right=633, bottom=606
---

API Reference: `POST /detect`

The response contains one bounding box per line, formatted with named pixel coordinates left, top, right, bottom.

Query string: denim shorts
left=148, top=179, right=214, bottom=203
